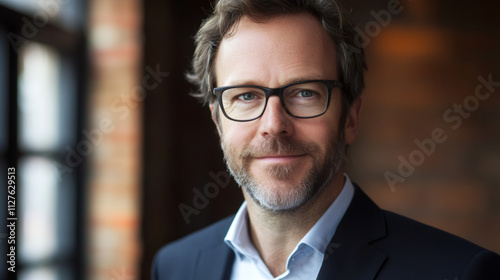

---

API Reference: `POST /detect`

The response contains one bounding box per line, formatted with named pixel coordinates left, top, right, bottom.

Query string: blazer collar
left=194, top=217, right=236, bottom=280
left=317, top=184, right=387, bottom=280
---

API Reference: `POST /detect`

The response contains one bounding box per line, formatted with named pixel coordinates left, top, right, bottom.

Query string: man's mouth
left=253, top=154, right=306, bottom=164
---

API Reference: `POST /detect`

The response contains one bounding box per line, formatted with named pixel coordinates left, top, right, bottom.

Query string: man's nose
left=257, top=96, right=293, bottom=137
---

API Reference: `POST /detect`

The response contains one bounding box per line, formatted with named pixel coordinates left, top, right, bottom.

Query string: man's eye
left=237, top=93, right=257, bottom=101
left=297, top=90, right=315, bottom=98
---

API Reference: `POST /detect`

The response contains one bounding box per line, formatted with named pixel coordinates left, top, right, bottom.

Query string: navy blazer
left=151, top=185, right=500, bottom=279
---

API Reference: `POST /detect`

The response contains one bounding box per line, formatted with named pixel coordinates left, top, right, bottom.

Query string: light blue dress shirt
left=224, top=174, right=355, bottom=280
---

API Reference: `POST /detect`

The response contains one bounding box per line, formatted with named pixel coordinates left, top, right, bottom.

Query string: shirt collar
left=224, top=174, right=355, bottom=259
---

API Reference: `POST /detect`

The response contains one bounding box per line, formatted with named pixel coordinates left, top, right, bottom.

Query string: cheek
left=296, top=121, right=334, bottom=148
left=221, top=121, right=256, bottom=147
left=293, top=110, right=341, bottom=153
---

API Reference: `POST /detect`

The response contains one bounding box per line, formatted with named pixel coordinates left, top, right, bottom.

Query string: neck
left=243, top=170, right=346, bottom=277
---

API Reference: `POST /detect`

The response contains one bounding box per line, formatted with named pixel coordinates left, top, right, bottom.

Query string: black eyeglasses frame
left=212, top=79, right=343, bottom=122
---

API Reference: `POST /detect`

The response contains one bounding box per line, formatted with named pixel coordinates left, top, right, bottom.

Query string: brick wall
left=87, top=0, right=143, bottom=279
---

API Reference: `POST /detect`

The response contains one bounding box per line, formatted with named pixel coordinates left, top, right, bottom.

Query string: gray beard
left=222, top=128, right=345, bottom=214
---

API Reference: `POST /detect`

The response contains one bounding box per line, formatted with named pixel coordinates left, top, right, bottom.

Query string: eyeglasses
left=213, top=80, right=342, bottom=122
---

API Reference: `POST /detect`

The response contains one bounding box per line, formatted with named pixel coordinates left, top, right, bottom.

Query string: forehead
left=214, top=13, right=338, bottom=87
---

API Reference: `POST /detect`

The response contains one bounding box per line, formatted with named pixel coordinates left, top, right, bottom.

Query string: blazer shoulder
left=383, top=210, right=482, bottom=250
left=376, top=210, right=500, bottom=278
left=151, top=215, right=235, bottom=279
left=343, top=185, right=500, bottom=279
left=155, top=215, right=234, bottom=260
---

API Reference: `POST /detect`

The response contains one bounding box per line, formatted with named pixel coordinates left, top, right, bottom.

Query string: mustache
left=239, top=137, right=319, bottom=159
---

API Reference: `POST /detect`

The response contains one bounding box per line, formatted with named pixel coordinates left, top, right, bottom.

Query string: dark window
left=0, top=2, right=86, bottom=279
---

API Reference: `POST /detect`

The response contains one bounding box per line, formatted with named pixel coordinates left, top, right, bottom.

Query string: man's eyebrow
left=224, top=77, right=326, bottom=87
left=286, top=77, right=325, bottom=84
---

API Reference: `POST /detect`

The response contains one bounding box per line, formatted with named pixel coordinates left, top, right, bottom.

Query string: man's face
left=213, top=13, right=355, bottom=213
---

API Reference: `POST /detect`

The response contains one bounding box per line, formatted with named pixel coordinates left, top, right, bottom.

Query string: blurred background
left=0, top=0, right=498, bottom=279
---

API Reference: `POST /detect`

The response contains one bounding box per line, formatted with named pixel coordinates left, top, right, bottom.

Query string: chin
left=244, top=179, right=314, bottom=213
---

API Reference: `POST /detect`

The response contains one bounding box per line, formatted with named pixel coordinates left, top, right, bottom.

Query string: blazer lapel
left=317, top=185, right=387, bottom=280
left=194, top=232, right=235, bottom=280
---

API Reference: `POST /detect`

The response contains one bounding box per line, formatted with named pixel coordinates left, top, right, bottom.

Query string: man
left=152, top=0, right=500, bottom=279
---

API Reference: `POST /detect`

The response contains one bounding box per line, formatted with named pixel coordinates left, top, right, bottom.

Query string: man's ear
left=210, top=104, right=222, bottom=136
left=344, top=97, right=362, bottom=145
